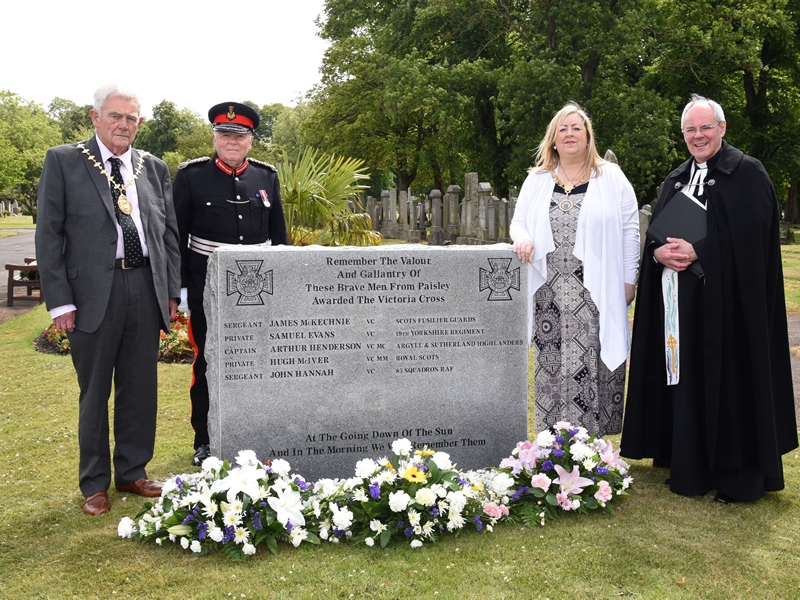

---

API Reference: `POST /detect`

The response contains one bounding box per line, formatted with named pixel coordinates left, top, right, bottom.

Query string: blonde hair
left=531, top=102, right=603, bottom=177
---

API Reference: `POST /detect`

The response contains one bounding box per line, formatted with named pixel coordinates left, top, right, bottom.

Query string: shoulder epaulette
left=248, top=158, right=277, bottom=172
left=178, top=156, right=212, bottom=169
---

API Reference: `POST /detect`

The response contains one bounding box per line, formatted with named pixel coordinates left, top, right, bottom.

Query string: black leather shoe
left=715, top=491, right=735, bottom=504
left=192, top=444, right=211, bottom=466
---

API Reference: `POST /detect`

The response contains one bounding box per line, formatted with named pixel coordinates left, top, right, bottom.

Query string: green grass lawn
left=1, top=306, right=799, bottom=599
left=0, top=214, right=35, bottom=229
left=782, top=243, right=800, bottom=314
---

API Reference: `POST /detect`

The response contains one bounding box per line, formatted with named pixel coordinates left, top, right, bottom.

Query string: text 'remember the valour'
left=174, top=102, right=287, bottom=466
left=621, top=94, right=797, bottom=504
left=36, top=84, right=182, bottom=515
left=510, top=102, right=639, bottom=436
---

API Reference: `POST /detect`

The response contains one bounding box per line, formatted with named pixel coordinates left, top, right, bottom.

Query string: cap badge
left=226, top=106, right=236, bottom=121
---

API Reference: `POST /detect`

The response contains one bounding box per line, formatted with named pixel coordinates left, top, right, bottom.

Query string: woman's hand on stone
left=512, top=239, right=535, bottom=263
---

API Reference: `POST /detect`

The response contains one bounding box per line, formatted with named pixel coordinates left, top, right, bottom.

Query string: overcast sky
left=2, top=0, right=329, bottom=119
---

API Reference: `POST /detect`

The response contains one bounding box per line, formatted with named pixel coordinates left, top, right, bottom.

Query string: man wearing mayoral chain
left=622, top=94, right=797, bottom=503
left=36, top=84, right=182, bottom=515
left=173, top=102, right=287, bottom=467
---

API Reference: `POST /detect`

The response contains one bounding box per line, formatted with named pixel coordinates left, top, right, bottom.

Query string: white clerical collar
left=686, top=160, right=709, bottom=201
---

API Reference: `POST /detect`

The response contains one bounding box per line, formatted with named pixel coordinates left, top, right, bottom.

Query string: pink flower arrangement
left=496, top=422, right=633, bottom=526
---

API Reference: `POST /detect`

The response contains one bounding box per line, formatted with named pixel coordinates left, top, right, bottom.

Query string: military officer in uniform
left=174, top=102, right=288, bottom=466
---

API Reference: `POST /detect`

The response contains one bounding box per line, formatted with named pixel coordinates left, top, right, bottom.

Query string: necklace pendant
left=563, top=182, right=574, bottom=194
left=117, top=195, right=133, bottom=215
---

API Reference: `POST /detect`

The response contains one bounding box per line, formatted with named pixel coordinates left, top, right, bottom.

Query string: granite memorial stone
left=205, top=244, right=529, bottom=478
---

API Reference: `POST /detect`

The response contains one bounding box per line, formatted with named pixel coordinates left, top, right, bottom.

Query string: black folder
left=646, top=191, right=706, bottom=277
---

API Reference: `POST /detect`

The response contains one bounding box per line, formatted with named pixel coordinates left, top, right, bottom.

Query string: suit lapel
left=82, top=137, right=116, bottom=223
left=132, top=148, right=151, bottom=239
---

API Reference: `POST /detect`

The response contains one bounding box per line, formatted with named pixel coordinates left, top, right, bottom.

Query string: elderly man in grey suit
left=36, top=84, right=181, bottom=515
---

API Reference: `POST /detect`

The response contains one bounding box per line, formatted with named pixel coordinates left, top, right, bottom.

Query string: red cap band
left=212, top=113, right=255, bottom=129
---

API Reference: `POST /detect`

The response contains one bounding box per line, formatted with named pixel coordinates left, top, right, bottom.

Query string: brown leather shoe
left=83, top=491, right=110, bottom=515
left=115, top=478, right=163, bottom=497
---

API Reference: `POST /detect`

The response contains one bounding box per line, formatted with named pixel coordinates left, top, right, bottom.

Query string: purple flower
left=397, top=521, right=404, bottom=528
left=222, top=525, right=235, bottom=543
left=369, top=481, right=381, bottom=499
left=553, top=449, right=565, bottom=457
left=404, top=527, right=413, bottom=538
left=595, top=466, right=609, bottom=475
left=430, top=507, right=440, bottom=517
left=512, top=485, right=530, bottom=500
left=249, top=510, right=263, bottom=531
left=555, top=436, right=565, bottom=444
left=285, top=520, right=294, bottom=533
left=568, top=428, right=580, bottom=437
left=474, top=516, right=483, bottom=532
left=196, top=521, right=208, bottom=541
left=333, top=528, right=345, bottom=537
left=294, top=476, right=309, bottom=491
left=542, top=460, right=554, bottom=471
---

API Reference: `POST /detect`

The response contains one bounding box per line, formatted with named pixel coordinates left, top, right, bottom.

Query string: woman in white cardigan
left=511, top=102, right=639, bottom=436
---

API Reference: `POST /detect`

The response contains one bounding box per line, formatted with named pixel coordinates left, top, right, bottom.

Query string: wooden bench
left=6, top=257, right=43, bottom=306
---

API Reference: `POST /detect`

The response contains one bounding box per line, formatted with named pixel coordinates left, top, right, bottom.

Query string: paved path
left=0, top=229, right=39, bottom=321
left=2, top=228, right=799, bottom=426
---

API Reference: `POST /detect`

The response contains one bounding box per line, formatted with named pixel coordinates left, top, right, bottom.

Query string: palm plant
left=277, top=149, right=381, bottom=246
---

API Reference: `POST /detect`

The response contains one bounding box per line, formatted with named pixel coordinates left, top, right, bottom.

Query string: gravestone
left=205, top=244, right=529, bottom=478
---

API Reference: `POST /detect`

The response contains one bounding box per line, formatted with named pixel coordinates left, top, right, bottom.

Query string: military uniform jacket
left=173, top=154, right=288, bottom=309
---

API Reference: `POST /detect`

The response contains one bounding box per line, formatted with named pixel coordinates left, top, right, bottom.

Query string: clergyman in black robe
left=621, top=94, right=797, bottom=503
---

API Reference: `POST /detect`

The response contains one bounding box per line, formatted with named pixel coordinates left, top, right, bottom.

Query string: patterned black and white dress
left=532, top=182, right=626, bottom=435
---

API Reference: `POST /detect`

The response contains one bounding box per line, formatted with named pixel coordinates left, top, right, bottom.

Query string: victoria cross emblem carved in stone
left=478, top=258, right=520, bottom=301
left=226, top=260, right=273, bottom=305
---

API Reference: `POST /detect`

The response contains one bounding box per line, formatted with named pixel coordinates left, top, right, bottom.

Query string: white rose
left=355, top=458, right=379, bottom=478
left=270, top=459, right=291, bottom=477
left=208, top=526, right=224, bottom=542
left=430, top=452, right=452, bottom=470
left=242, top=543, right=256, bottom=556
left=410, top=539, right=423, bottom=548
left=391, top=439, right=413, bottom=456
left=190, top=540, right=202, bottom=553
left=388, top=490, right=411, bottom=512
left=569, top=442, right=594, bottom=462
left=201, top=456, right=224, bottom=474
left=536, top=430, right=556, bottom=448
left=180, top=537, right=190, bottom=550
left=117, top=517, right=134, bottom=538
left=331, top=504, right=354, bottom=530
left=446, top=490, right=467, bottom=513
left=415, top=488, right=437, bottom=507
left=490, top=472, right=515, bottom=496
left=235, top=449, right=259, bottom=467
left=365, top=537, right=375, bottom=547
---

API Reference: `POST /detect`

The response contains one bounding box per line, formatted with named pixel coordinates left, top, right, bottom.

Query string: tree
left=272, top=101, right=317, bottom=158
left=636, top=0, right=800, bottom=217
left=47, top=97, right=93, bottom=143
left=0, top=91, right=62, bottom=220
left=135, top=100, right=206, bottom=158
